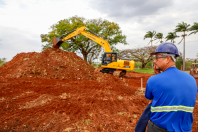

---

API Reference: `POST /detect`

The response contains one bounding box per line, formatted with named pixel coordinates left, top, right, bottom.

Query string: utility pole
left=182, top=34, right=187, bottom=71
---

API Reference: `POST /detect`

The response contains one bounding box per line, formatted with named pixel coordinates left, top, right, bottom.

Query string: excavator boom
left=80, top=31, right=112, bottom=52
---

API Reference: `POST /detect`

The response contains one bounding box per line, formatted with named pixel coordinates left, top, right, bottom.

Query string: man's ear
left=165, top=56, right=171, bottom=63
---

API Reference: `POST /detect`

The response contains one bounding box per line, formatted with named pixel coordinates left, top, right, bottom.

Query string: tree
left=119, top=46, right=157, bottom=69
left=40, top=16, right=127, bottom=63
left=165, top=32, right=179, bottom=43
left=189, top=22, right=198, bottom=36
left=174, top=21, right=190, bottom=71
left=155, top=33, right=163, bottom=44
left=144, top=31, right=156, bottom=46
left=0, top=58, right=6, bottom=67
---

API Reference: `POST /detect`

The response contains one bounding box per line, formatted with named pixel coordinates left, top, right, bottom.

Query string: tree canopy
left=174, top=22, right=190, bottom=33
left=40, top=16, right=127, bottom=63
left=155, top=33, right=163, bottom=44
left=189, top=22, right=198, bottom=36
left=165, top=32, right=179, bottom=43
left=143, top=31, right=156, bottom=46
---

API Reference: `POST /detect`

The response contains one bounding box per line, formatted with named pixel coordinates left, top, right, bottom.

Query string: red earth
left=0, top=48, right=198, bottom=132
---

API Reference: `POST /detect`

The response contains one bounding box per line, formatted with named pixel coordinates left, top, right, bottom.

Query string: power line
left=177, top=39, right=198, bottom=45
left=186, top=40, right=198, bottom=43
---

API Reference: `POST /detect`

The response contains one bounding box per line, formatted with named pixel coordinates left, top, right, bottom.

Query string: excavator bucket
left=52, top=37, right=63, bottom=49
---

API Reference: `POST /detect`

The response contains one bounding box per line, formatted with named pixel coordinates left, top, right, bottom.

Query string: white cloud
left=0, top=0, right=105, bottom=61
left=0, top=0, right=198, bottom=62
left=0, top=26, right=42, bottom=60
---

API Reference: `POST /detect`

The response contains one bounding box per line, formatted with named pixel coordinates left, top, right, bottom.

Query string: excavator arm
left=52, top=26, right=112, bottom=52
left=52, top=26, right=86, bottom=48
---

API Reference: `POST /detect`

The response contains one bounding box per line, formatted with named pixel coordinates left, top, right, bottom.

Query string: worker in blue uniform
left=145, top=42, right=197, bottom=132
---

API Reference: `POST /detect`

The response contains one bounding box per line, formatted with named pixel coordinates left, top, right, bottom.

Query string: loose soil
left=0, top=48, right=95, bottom=80
left=0, top=48, right=198, bottom=132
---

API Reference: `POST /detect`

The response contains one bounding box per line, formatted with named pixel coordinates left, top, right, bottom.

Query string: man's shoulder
left=148, top=67, right=195, bottom=82
left=175, top=69, right=196, bottom=80
left=147, top=73, right=162, bottom=83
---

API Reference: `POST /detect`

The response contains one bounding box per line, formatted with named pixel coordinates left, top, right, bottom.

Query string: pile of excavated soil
left=0, top=48, right=95, bottom=80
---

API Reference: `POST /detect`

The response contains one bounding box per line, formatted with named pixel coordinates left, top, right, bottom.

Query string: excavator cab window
left=102, top=52, right=117, bottom=65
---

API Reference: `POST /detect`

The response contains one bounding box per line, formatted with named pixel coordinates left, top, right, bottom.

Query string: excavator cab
left=102, top=52, right=117, bottom=65
left=99, top=52, right=135, bottom=77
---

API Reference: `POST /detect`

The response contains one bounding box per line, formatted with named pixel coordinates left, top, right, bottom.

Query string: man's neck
left=162, top=62, right=176, bottom=72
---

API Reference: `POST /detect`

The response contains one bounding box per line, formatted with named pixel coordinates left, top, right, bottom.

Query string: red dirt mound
left=0, top=48, right=95, bottom=80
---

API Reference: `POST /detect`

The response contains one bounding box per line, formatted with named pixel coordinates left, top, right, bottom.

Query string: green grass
left=129, top=68, right=154, bottom=74
left=0, top=63, right=5, bottom=67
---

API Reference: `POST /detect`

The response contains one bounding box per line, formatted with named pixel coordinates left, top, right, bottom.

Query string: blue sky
left=0, top=0, right=198, bottom=61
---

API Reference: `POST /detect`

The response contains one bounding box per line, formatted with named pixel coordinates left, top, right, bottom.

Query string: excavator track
left=94, top=67, right=104, bottom=73
left=113, top=70, right=126, bottom=77
left=94, top=68, right=126, bottom=78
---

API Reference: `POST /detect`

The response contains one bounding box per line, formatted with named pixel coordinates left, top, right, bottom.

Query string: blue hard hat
left=151, top=42, right=179, bottom=57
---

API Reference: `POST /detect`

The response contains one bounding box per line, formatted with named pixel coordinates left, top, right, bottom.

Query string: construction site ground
left=0, top=48, right=198, bottom=132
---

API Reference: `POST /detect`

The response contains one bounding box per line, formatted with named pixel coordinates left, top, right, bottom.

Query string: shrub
left=135, top=61, right=142, bottom=69
left=176, top=57, right=183, bottom=70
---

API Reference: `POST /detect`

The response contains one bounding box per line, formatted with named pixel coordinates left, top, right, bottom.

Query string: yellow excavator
left=52, top=26, right=135, bottom=77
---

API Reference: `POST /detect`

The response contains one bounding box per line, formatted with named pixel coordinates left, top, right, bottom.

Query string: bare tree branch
left=119, top=46, right=157, bottom=68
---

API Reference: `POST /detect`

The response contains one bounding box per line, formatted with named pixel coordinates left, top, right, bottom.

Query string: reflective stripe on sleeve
left=151, top=106, right=194, bottom=113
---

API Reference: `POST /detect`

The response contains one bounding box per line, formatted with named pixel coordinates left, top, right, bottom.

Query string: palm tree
left=189, top=22, right=198, bottom=36
left=144, top=31, right=156, bottom=46
left=155, top=33, right=163, bottom=44
left=174, top=21, right=190, bottom=71
left=165, top=32, right=179, bottom=43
